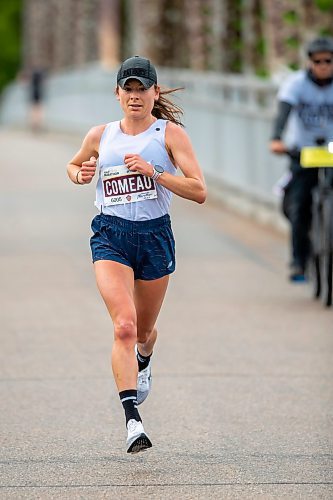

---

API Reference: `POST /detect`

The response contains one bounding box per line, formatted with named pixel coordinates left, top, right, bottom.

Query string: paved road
left=0, top=129, right=332, bottom=499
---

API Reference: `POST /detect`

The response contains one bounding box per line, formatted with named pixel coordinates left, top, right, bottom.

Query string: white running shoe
left=126, top=419, right=152, bottom=454
left=135, top=345, right=152, bottom=405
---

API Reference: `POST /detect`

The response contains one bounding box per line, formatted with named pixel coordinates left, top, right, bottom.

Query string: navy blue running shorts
left=90, top=213, right=176, bottom=280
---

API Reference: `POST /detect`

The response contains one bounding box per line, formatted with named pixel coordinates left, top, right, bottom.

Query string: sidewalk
left=0, top=129, right=332, bottom=499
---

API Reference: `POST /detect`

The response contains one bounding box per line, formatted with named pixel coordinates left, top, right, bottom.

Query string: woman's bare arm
left=67, top=125, right=106, bottom=184
left=160, top=121, right=207, bottom=203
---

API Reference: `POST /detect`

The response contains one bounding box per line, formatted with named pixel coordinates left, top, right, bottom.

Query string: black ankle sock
left=137, top=349, right=152, bottom=372
left=119, top=389, right=141, bottom=425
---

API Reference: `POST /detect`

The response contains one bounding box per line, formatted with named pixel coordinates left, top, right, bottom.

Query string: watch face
left=154, top=164, right=164, bottom=174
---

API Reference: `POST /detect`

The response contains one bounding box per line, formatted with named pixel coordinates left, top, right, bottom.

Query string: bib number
left=102, top=165, right=157, bottom=206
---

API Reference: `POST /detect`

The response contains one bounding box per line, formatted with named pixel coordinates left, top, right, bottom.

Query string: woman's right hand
left=79, top=156, right=97, bottom=184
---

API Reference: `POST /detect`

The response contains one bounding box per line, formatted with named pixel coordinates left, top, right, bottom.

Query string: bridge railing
left=0, top=63, right=288, bottom=229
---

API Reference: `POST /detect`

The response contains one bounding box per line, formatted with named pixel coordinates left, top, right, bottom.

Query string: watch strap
left=152, top=168, right=162, bottom=181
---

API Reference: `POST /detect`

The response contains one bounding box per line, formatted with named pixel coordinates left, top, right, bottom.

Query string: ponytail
left=152, top=87, right=184, bottom=127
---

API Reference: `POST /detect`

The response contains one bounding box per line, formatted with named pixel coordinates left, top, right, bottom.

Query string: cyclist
left=67, top=56, right=206, bottom=453
left=270, top=36, right=333, bottom=281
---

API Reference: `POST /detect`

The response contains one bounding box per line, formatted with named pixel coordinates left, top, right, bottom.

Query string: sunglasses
left=312, top=58, right=333, bottom=65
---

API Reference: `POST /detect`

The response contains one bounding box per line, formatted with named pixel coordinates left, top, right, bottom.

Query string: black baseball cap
left=117, top=56, right=157, bottom=89
left=307, top=36, right=333, bottom=57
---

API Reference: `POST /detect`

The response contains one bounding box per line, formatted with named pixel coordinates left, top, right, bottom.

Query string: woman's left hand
left=124, top=154, right=154, bottom=177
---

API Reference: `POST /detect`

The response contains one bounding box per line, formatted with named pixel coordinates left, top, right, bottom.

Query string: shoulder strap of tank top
left=99, top=121, right=119, bottom=151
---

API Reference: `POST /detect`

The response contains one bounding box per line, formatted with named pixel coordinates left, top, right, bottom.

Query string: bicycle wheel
left=322, top=191, right=333, bottom=307
left=310, top=188, right=322, bottom=299
left=313, top=254, right=321, bottom=299
left=327, top=251, right=332, bottom=307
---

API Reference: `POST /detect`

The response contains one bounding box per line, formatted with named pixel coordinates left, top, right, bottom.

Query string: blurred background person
left=29, top=67, right=45, bottom=132
left=270, top=36, right=333, bottom=282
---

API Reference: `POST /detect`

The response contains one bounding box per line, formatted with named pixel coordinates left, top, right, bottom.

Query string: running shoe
left=289, top=265, right=307, bottom=282
left=135, top=345, right=152, bottom=405
left=126, top=419, right=152, bottom=454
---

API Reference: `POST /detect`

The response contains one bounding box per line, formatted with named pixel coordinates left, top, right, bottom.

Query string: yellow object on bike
left=300, top=147, right=333, bottom=168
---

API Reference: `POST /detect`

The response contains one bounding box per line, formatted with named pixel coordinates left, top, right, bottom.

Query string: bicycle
left=300, top=140, right=333, bottom=307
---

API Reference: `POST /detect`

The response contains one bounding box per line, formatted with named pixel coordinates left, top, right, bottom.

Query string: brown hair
left=152, top=87, right=184, bottom=127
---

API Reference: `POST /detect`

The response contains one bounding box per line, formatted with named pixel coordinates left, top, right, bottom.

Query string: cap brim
left=118, top=76, right=155, bottom=89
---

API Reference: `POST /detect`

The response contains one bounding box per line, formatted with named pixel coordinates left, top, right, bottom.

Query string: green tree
left=0, top=0, right=22, bottom=93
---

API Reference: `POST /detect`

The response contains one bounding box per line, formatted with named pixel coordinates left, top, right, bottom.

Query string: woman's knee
left=114, top=319, right=137, bottom=345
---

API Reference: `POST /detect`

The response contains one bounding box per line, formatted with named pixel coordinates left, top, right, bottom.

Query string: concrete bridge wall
left=0, top=64, right=289, bottom=230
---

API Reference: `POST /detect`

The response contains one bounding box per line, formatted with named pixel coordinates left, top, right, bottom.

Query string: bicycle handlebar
left=285, top=149, right=301, bottom=161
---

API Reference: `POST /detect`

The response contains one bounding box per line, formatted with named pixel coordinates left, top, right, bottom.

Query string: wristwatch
left=151, top=164, right=164, bottom=181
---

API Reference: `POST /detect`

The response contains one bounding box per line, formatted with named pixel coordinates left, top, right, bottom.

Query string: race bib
left=102, top=165, right=157, bottom=206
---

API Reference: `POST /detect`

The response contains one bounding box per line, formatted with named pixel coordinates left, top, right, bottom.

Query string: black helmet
left=306, top=36, right=333, bottom=57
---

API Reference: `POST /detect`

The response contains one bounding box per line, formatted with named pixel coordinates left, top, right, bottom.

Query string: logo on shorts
left=167, top=260, right=173, bottom=269
left=126, top=195, right=132, bottom=202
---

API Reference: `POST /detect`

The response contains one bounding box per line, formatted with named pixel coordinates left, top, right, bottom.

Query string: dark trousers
left=282, top=160, right=318, bottom=271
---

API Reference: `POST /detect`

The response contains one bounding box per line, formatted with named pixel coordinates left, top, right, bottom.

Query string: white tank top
left=95, top=119, right=176, bottom=221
